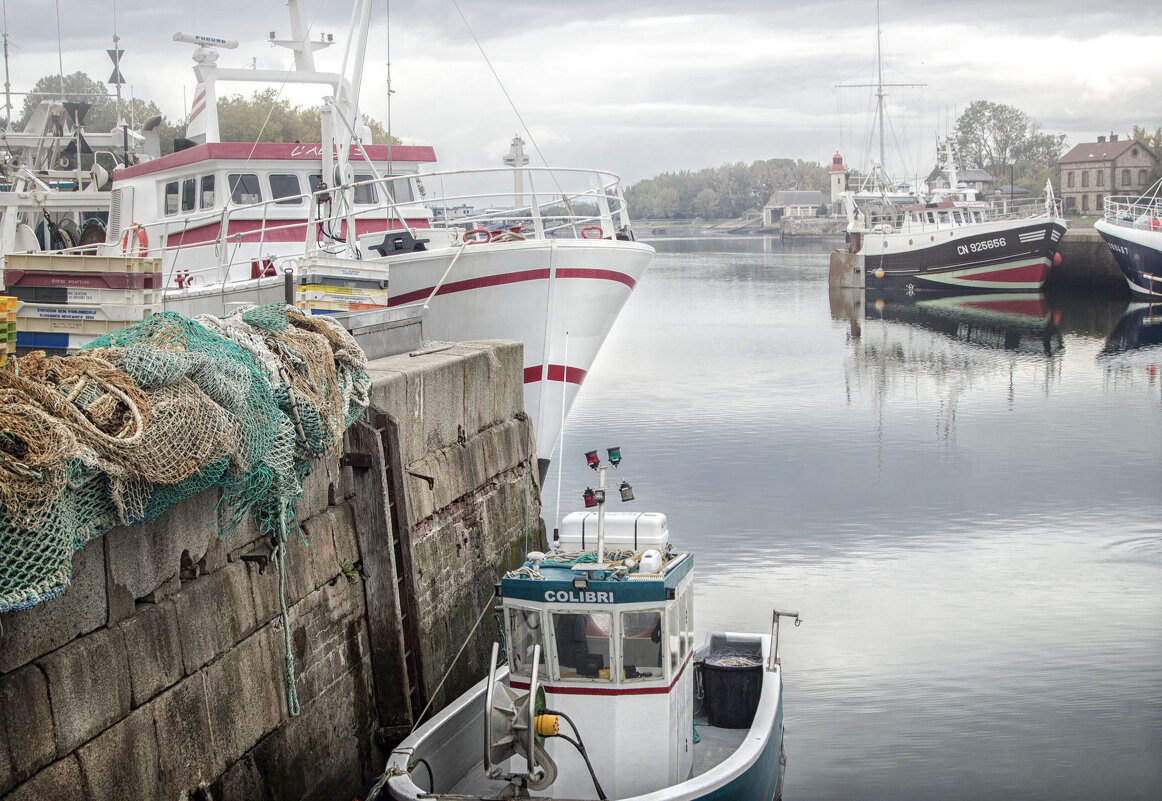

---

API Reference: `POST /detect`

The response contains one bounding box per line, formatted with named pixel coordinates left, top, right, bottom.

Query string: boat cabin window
left=668, top=601, right=681, bottom=673
left=926, top=211, right=936, bottom=225
left=164, top=181, right=179, bottom=215
left=270, top=173, right=303, bottom=205
left=507, top=606, right=547, bottom=676
left=681, top=586, right=694, bottom=659
left=308, top=174, right=324, bottom=196
left=952, top=210, right=964, bottom=224
left=937, top=210, right=951, bottom=225
left=181, top=178, right=196, bottom=213
left=200, top=175, right=215, bottom=209
left=228, top=173, right=262, bottom=205
left=552, top=611, right=612, bottom=680
left=620, top=610, right=664, bottom=681
left=387, top=176, right=414, bottom=204
left=353, top=174, right=379, bottom=205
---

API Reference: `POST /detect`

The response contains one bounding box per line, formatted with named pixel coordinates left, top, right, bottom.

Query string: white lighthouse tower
left=828, top=151, right=849, bottom=204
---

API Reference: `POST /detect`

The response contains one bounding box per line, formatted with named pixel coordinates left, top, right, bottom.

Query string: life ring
left=580, top=226, right=603, bottom=239
left=120, top=223, right=147, bottom=257
left=462, top=228, right=490, bottom=244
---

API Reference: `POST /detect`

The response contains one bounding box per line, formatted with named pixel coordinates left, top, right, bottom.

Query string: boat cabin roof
left=501, top=548, right=692, bottom=606
left=113, top=141, right=438, bottom=182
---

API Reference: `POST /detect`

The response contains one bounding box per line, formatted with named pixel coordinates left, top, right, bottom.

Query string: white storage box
left=558, top=511, right=669, bottom=553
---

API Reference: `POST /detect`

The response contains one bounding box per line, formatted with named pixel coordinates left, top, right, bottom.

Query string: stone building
left=762, top=190, right=830, bottom=226
left=926, top=166, right=994, bottom=195
left=1056, top=134, right=1159, bottom=215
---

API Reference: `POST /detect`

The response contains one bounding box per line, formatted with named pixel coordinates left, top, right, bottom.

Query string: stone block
left=287, top=581, right=366, bottom=709
left=39, top=626, right=132, bottom=755
left=211, top=661, right=376, bottom=801
left=152, top=673, right=215, bottom=797
left=4, top=755, right=82, bottom=801
left=294, top=451, right=335, bottom=523
left=450, top=343, right=499, bottom=435
left=406, top=351, right=466, bottom=459
left=75, top=706, right=160, bottom=801
left=202, top=626, right=285, bottom=770
left=0, top=664, right=54, bottom=794
left=330, top=504, right=360, bottom=573
left=172, top=560, right=257, bottom=674
left=224, top=506, right=265, bottom=558
left=0, top=543, right=107, bottom=674
left=105, top=487, right=220, bottom=601
left=119, top=601, right=184, bottom=707
left=299, top=511, right=338, bottom=593
left=365, top=364, right=408, bottom=427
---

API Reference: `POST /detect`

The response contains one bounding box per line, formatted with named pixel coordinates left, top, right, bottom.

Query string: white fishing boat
left=1095, top=178, right=1162, bottom=299
left=15, top=1, right=653, bottom=474
left=374, top=449, right=799, bottom=801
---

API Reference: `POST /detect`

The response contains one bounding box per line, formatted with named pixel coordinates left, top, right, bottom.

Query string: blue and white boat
left=376, top=450, right=798, bottom=801
left=1095, top=178, right=1162, bottom=299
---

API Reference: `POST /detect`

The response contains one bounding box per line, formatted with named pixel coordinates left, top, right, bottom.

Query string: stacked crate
left=1, top=296, right=15, bottom=366
left=295, top=270, right=389, bottom=314
left=5, top=253, right=163, bottom=355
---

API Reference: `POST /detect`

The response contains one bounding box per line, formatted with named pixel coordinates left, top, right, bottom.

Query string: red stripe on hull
left=557, top=267, right=638, bottom=289
left=166, top=218, right=424, bottom=247
left=523, top=364, right=587, bottom=385
left=389, top=266, right=637, bottom=306
left=953, top=262, right=1049, bottom=286
left=960, top=298, right=1051, bottom=318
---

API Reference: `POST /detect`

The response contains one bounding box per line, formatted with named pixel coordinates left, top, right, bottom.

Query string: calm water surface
left=542, top=237, right=1162, bottom=801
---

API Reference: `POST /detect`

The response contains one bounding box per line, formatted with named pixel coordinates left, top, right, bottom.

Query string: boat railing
left=88, top=165, right=635, bottom=284
left=1102, top=186, right=1162, bottom=231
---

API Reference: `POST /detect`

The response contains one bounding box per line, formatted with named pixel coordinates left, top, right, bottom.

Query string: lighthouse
left=828, top=151, right=849, bottom=204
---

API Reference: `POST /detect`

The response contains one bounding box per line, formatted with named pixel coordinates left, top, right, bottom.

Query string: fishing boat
left=1094, top=178, right=1162, bottom=298
left=375, top=449, right=799, bottom=801
left=1100, top=302, right=1162, bottom=357
left=13, top=1, right=653, bottom=475
left=836, top=148, right=1068, bottom=293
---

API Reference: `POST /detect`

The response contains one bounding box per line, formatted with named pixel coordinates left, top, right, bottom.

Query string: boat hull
left=1094, top=218, right=1162, bottom=298
left=381, top=638, right=784, bottom=801
left=384, top=237, right=655, bottom=470
left=861, top=219, right=1066, bottom=292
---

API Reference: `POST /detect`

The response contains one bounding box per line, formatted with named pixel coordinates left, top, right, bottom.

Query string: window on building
left=228, top=173, right=262, bottom=205
left=181, top=178, right=196, bottom=212
left=269, top=173, right=302, bottom=205
left=1123, top=169, right=1131, bottom=186
left=1132, top=148, right=1139, bottom=157
left=1140, top=169, right=1147, bottom=186
left=1096, top=170, right=1103, bottom=187
left=164, top=181, right=179, bottom=215
left=1082, top=194, right=1089, bottom=212
left=200, top=175, right=215, bottom=209
left=1082, top=171, right=1089, bottom=187
left=1067, top=172, right=1075, bottom=188
left=1097, top=195, right=1104, bottom=211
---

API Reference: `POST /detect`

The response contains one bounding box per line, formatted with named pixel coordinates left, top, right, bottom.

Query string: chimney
left=1111, top=133, right=1119, bottom=142
left=1097, top=135, right=1106, bottom=143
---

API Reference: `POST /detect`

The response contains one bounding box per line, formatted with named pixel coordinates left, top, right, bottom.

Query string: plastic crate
left=16, top=331, right=99, bottom=351
left=8, top=285, right=161, bottom=306
left=297, top=285, right=389, bottom=305
left=4, top=253, right=161, bottom=275
left=4, top=268, right=164, bottom=290
left=298, top=272, right=388, bottom=290
left=296, top=299, right=389, bottom=313
left=16, top=302, right=160, bottom=335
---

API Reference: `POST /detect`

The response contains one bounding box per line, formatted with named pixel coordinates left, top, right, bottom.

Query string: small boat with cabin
left=375, top=449, right=799, bottom=801
left=1095, top=177, right=1162, bottom=299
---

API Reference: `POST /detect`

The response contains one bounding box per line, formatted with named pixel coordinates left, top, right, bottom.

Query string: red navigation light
left=583, top=488, right=597, bottom=508
left=585, top=450, right=600, bottom=469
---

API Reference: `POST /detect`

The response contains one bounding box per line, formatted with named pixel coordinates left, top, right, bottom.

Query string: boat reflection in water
left=864, top=291, right=1064, bottom=355
left=1100, top=303, right=1162, bottom=356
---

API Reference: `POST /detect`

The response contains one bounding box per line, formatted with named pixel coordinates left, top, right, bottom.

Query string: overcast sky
left=7, top=0, right=1162, bottom=184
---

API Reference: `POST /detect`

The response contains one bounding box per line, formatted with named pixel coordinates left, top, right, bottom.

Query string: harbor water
left=542, top=237, right=1162, bottom=801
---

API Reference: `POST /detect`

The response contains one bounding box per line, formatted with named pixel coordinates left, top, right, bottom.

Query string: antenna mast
left=2, top=0, right=10, bottom=127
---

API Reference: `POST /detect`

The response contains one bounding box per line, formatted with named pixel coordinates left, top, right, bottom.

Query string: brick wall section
left=0, top=340, right=542, bottom=800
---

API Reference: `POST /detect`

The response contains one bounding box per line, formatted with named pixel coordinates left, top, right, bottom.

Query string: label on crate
left=27, top=305, right=100, bottom=321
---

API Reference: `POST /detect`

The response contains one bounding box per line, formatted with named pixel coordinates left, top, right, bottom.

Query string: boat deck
left=443, top=712, right=748, bottom=799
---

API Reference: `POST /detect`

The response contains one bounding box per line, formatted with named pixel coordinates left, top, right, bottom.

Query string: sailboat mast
left=876, top=1, right=885, bottom=173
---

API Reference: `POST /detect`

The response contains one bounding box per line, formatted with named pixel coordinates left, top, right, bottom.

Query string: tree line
left=628, top=100, right=1162, bottom=220
left=8, top=71, right=396, bottom=161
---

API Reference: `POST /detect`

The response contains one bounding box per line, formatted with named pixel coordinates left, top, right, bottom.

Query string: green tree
left=216, top=88, right=398, bottom=145
left=19, top=71, right=114, bottom=131
left=953, top=100, right=1066, bottom=177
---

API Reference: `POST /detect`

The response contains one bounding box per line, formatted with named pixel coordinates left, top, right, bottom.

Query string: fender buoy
left=580, top=226, right=603, bottom=239
left=1052, top=252, right=1063, bottom=267
left=120, top=223, right=147, bottom=257
left=1151, top=218, right=1160, bottom=231
left=462, top=228, right=490, bottom=244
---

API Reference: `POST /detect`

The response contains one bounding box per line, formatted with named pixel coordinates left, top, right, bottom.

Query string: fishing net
left=0, top=304, right=371, bottom=714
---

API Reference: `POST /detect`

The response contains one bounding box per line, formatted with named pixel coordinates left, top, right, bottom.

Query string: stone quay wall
left=0, top=340, right=543, bottom=801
